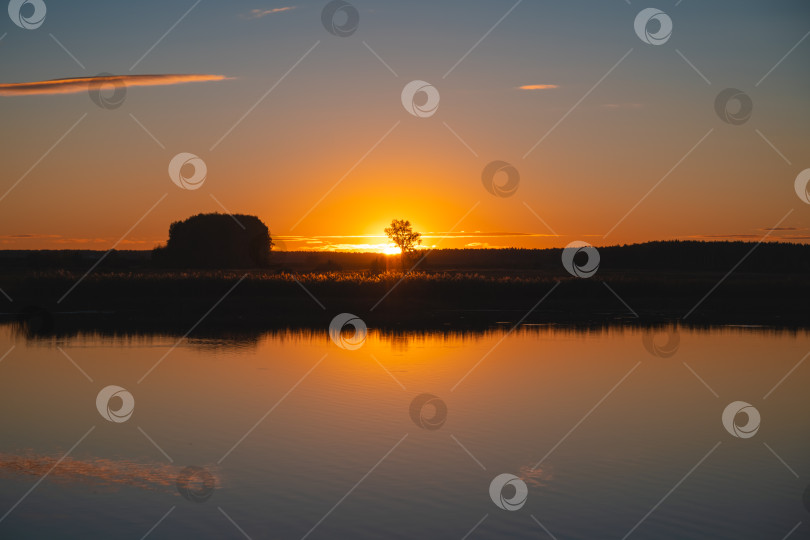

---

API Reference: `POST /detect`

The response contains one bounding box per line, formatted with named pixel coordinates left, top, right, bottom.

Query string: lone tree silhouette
left=153, top=213, right=273, bottom=268
left=384, top=219, right=422, bottom=269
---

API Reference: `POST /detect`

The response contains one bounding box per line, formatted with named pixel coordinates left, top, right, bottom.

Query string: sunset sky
left=1, top=0, right=809, bottom=252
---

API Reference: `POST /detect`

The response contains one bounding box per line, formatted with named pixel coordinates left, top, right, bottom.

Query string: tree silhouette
left=384, top=219, right=422, bottom=269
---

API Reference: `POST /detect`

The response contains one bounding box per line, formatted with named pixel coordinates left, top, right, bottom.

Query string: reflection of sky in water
left=0, top=325, right=808, bottom=539
left=518, top=465, right=552, bottom=488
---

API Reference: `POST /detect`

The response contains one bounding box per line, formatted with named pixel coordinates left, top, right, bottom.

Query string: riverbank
left=2, top=269, right=808, bottom=337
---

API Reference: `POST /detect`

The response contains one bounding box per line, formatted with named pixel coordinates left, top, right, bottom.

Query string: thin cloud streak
left=688, top=234, right=767, bottom=240
left=276, top=232, right=559, bottom=242
left=686, top=226, right=807, bottom=240
left=0, top=234, right=61, bottom=239
left=602, top=102, right=644, bottom=109
left=518, top=84, right=558, bottom=90
left=0, top=74, right=229, bottom=96
left=274, top=232, right=563, bottom=253
left=0, top=234, right=153, bottom=246
left=245, top=7, right=296, bottom=19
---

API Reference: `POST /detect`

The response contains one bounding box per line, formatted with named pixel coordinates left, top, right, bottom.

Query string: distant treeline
left=311, top=241, right=810, bottom=274
left=2, top=240, right=809, bottom=275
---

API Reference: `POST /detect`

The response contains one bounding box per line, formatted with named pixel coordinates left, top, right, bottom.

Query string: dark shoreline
left=2, top=269, right=809, bottom=338
left=3, top=241, right=810, bottom=336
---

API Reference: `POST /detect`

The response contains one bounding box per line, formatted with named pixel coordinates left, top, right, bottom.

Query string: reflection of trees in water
left=7, top=319, right=266, bottom=350
left=3, top=320, right=805, bottom=352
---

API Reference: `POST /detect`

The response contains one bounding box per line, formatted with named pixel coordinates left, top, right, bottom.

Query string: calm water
left=0, top=324, right=808, bottom=539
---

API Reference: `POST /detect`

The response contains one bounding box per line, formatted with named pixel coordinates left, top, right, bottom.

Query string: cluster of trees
left=152, top=213, right=273, bottom=268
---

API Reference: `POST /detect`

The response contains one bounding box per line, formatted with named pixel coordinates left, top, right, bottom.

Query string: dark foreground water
left=0, top=324, right=808, bottom=539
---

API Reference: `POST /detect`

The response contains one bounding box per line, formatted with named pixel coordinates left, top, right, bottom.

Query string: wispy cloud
left=244, top=6, right=296, bottom=19
left=0, top=234, right=155, bottom=246
left=685, top=227, right=809, bottom=242
left=271, top=232, right=561, bottom=252
left=517, top=84, right=558, bottom=90
left=688, top=234, right=760, bottom=239
left=276, top=232, right=555, bottom=242
left=0, top=74, right=229, bottom=96
left=601, top=102, right=644, bottom=109
left=0, top=233, right=61, bottom=239
left=421, top=232, right=541, bottom=238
